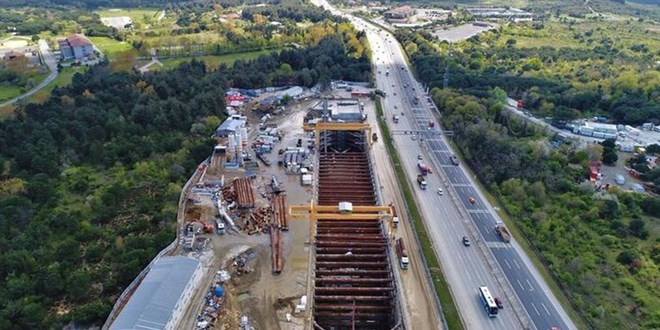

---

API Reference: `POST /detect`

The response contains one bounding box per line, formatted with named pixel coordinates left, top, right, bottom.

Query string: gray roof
left=110, top=256, right=201, bottom=330
left=216, top=118, right=245, bottom=135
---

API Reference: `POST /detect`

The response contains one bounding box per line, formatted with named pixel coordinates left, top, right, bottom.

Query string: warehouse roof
left=110, top=256, right=201, bottom=330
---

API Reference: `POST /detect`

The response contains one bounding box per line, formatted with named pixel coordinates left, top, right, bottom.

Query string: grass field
left=95, top=8, right=161, bottom=24
left=0, top=67, right=86, bottom=119
left=0, top=85, right=23, bottom=103
left=89, top=37, right=133, bottom=59
left=156, top=49, right=282, bottom=71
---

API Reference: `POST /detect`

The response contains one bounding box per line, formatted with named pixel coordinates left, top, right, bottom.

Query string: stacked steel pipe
left=273, top=194, right=288, bottom=230
left=233, top=178, right=255, bottom=208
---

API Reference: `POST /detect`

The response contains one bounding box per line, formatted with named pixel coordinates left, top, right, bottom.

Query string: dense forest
left=431, top=87, right=660, bottom=329
left=0, top=7, right=114, bottom=37
left=396, top=27, right=659, bottom=125
left=0, top=34, right=369, bottom=328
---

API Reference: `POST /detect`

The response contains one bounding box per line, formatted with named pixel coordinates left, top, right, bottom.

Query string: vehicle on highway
left=468, top=196, right=476, bottom=204
left=411, top=135, right=416, bottom=140
left=396, top=238, right=409, bottom=269
left=495, top=221, right=511, bottom=243
left=417, top=154, right=423, bottom=160
left=392, top=115, right=399, bottom=123
left=417, top=175, right=427, bottom=190
left=478, top=286, right=499, bottom=317
left=495, top=297, right=504, bottom=309
left=462, top=236, right=470, bottom=246
left=393, top=92, right=396, bottom=96
left=437, top=188, right=443, bottom=195
left=450, top=155, right=459, bottom=166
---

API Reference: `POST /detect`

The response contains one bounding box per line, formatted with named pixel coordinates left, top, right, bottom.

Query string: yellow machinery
left=289, top=202, right=395, bottom=242
left=303, top=122, right=374, bottom=147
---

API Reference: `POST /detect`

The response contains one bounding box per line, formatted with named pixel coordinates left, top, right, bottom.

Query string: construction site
left=105, top=88, right=440, bottom=330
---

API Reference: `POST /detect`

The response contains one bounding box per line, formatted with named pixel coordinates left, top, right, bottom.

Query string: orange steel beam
left=303, top=122, right=373, bottom=147
left=289, top=203, right=394, bottom=241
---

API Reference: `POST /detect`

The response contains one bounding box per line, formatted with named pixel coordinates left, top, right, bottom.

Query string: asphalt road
left=314, top=2, right=577, bottom=329
left=371, top=26, right=576, bottom=330
left=0, top=39, right=59, bottom=108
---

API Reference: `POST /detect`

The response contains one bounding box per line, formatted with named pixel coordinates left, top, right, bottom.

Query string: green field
left=0, top=85, right=23, bottom=103
left=95, top=8, right=162, bottom=24
left=157, top=49, right=282, bottom=71
left=0, top=67, right=86, bottom=118
left=89, top=37, right=133, bottom=58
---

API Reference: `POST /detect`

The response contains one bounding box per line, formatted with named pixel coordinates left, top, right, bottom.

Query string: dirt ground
left=178, top=102, right=314, bottom=330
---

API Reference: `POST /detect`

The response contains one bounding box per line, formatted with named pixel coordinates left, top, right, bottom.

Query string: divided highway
left=314, top=1, right=578, bottom=329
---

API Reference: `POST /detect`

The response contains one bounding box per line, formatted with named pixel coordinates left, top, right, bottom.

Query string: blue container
left=214, top=285, right=224, bottom=297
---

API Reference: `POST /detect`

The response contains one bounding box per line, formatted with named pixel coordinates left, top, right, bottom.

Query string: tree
left=506, top=38, right=517, bottom=46
left=628, top=219, right=649, bottom=239
left=602, top=150, right=618, bottom=165
left=616, top=249, right=638, bottom=265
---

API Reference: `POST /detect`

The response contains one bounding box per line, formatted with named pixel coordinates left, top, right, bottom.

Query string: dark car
left=462, top=236, right=470, bottom=246
left=495, top=297, right=504, bottom=309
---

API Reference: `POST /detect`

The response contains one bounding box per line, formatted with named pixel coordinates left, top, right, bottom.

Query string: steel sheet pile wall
left=314, top=132, right=396, bottom=329
left=318, top=152, right=376, bottom=206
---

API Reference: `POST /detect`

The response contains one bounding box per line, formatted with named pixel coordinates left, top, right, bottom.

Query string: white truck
left=396, top=238, right=409, bottom=270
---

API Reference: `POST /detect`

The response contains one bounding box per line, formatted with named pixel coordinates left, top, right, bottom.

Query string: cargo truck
left=495, top=221, right=510, bottom=243
left=396, top=238, right=409, bottom=269
left=389, top=203, right=399, bottom=228
left=375, top=89, right=387, bottom=97
left=418, top=162, right=431, bottom=175
left=417, top=175, right=427, bottom=190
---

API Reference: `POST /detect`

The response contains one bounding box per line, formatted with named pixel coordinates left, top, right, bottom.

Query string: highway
left=314, top=1, right=578, bottom=329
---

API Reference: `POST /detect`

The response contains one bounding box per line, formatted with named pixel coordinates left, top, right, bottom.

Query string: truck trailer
left=417, top=175, right=427, bottom=190
left=396, top=238, right=409, bottom=269
left=390, top=203, right=399, bottom=228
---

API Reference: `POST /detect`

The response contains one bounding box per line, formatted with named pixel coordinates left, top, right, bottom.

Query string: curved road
left=315, top=1, right=578, bottom=330
left=0, top=39, right=59, bottom=108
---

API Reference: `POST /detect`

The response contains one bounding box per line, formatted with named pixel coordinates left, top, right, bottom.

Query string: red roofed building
left=58, top=34, right=94, bottom=60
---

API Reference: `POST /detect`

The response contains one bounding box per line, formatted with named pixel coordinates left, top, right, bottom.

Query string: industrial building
left=216, top=115, right=247, bottom=137
left=309, top=99, right=366, bottom=123
left=109, top=256, right=203, bottom=330
left=384, top=6, right=415, bottom=20
left=573, top=122, right=619, bottom=140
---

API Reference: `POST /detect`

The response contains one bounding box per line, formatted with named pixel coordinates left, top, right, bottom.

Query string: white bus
left=478, top=286, right=499, bottom=317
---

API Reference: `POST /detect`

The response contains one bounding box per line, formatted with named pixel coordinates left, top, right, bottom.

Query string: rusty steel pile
left=313, top=131, right=398, bottom=329
left=233, top=178, right=255, bottom=208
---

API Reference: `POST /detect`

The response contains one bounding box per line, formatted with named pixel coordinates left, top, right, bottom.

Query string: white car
left=438, top=188, right=443, bottom=195
left=411, top=135, right=417, bottom=140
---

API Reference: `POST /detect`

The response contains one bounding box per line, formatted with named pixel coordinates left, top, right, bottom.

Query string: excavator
left=187, top=221, right=215, bottom=234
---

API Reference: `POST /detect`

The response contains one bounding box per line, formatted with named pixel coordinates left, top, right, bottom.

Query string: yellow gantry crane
left=289, top=202, right=395, bottom=242
left=302, top=122, right=374, bottom=147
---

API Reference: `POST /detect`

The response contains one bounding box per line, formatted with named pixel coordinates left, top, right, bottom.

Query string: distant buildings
left=464, top=7, right=534, bottom=21
left=384, top=6, right=415, bottom=20
left=58, top=34, right=94, bottom=60
left=109, top=256, right=203, bottom=330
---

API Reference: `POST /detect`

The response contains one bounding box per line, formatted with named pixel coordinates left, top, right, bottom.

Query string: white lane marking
left=531, top=302, right=541, bottom=316
left=517, top=279, right=524, bottom=291
left=504, top=259, right=512, bottom=269
left=542, top=302, right=550, bottom=315
left=484, top=225, right=489, bottom=232
left=526, top=279, right=534, bottom=291
left=513, top=259, right=521, bottom=269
